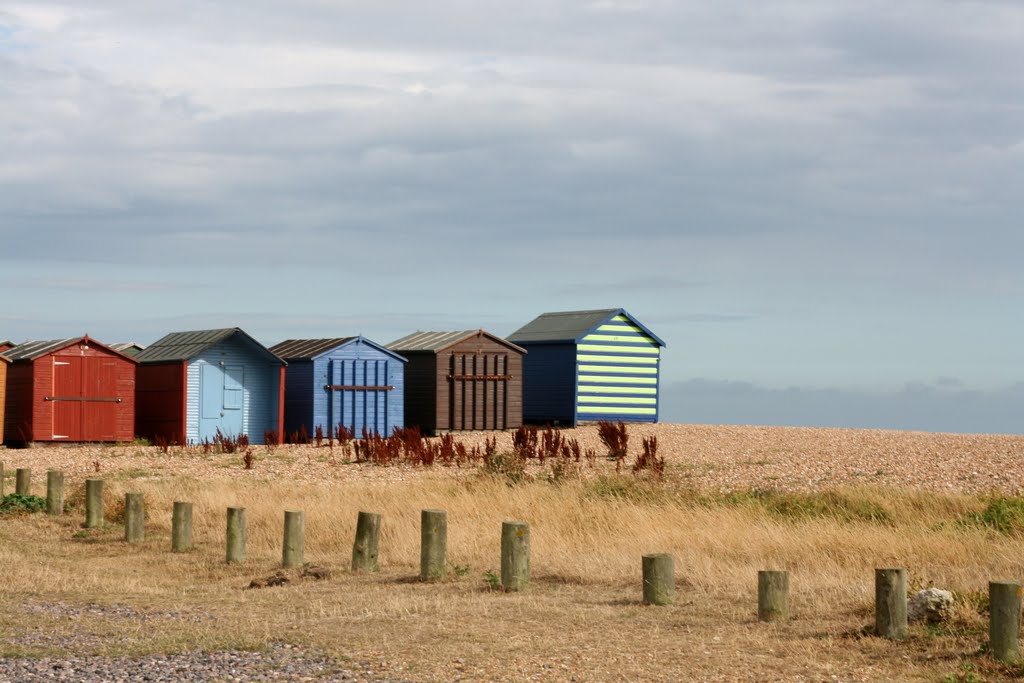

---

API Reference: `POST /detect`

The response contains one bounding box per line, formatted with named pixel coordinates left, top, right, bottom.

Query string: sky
left=1, top=1, right=1022, bottom=434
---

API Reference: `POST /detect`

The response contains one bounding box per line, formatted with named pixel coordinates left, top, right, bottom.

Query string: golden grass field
left=2, top=424, right=1024, bottom=682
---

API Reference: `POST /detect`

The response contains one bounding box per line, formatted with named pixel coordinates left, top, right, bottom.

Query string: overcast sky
left=1, top=1, right=1022, bottom=433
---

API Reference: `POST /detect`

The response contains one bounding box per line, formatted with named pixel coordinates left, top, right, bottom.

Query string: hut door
left=448, top=353, right=510, bottom=431
left=51, top=357, right=83, bottom=440
left=51, top=356, right=121, bottom=441
left=328, top=359, right=392, bottom=437
left=82, top=357, right=118, bottom=441
left=199, top=363, right=245, bottom=441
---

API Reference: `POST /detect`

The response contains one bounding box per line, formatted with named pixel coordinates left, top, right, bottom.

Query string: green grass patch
left=959, top=497, right=1024, bottom=536
left=718, top=489, right=893, bottom=524
left=0, top=493, right=48, bottom=515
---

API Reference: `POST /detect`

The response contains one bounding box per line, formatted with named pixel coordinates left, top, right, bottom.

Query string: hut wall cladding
left=185, top=338, right=281, bottom=444
left=518, top=343, right=577, bottom=425
left=311, top=344, right=404, bottom=437
left=3, top=341, right=136, bottom=443
left=135, top=363, right=187, bottom=445
left=438, top=342, right=522, bottom=432
left=575, top=314, right=660, bottom=422
left=0, top=355, right=8, bottom=443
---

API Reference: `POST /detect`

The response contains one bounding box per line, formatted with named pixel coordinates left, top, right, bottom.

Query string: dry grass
left=3, top=459, right=1024, bottom=681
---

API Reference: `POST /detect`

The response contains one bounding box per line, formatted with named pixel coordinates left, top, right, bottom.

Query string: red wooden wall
left=135, top=362, right=187, bottom=444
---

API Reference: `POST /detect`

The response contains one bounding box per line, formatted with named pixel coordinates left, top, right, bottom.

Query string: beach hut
left=0, top=340, right=14, bottom=353
left=270, top=336, right=407, bottom=439
left=2, top=336, right=137, bottom=443
left=0, top=353, right=8, bottom=443
left=508, top=308, right=666, bottom=426
left=135, top=328, right=285, bottom=445
left=387, top=330, right=525, bottom=434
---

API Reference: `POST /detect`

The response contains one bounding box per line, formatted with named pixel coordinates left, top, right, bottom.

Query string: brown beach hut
left=3, top=336, right=137, bottom=444
left=387, top=329, right=525, bottom=434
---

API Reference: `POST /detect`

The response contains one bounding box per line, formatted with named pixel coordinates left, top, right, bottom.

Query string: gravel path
left=0, top=644, right=405, bottom=682
left=3, top=423, right=1023, bottom=495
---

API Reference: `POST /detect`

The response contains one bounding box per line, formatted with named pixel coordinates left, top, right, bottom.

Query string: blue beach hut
left=135, top=328, right=285, bottom=445
left=508, top=308, right=666, bottom=426
left=269, top=337, right=407, bottom=438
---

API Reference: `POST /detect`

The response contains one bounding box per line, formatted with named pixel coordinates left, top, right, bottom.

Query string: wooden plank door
left=52, top=357, right=82, bottom=440
left=82, top=357, right=117, bottom=441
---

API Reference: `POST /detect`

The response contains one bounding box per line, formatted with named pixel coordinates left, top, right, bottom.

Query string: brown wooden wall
left=401, top=334, right=523, bottom=434
left=5, top=344, right=136, bottom=443
left=135, top=361, right=187, bottom=444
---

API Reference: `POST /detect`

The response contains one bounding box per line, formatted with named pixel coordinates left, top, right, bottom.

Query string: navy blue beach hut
left=508, top=309, right=666, bottom=426
left=135, top=328, right=285, bottom=445
left=269, top=337, right=406, bottom=438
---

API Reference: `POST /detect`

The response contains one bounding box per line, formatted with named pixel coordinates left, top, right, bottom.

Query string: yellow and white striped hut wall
left=508, top=308, right=666, bottom=426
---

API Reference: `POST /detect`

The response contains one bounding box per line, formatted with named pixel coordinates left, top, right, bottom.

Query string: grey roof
left=388, top=330, right=526, bottom=354
left=0, top=352, right=9, bottom=363
left=1, top=338, right=79, bottom=361
left=109, top=342, right=146, bottom=358
left=269, top=337, right=355, bottom=360
left=508, top=309, right=620, bottom=343
left=508, top=308, right=666, bottom=346
left=136, top=328, right=284, bottom=364
left=0, top=336, right=140, bottom=362
left=0, top=340, right=13, bottom=348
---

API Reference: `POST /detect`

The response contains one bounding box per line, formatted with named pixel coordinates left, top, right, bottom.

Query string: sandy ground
left=3, top=423, right=1023, bottom=495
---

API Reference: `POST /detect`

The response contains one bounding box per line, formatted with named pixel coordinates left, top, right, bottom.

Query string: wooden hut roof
left=0, top=336, right=139, bottom=363
left=270, top=337, right=407, bottom=363
left=508, top=308, right=666, bottom=346
left=136, top=328, right=285, bottom=365
left=388, top=330, right=526, bottom=354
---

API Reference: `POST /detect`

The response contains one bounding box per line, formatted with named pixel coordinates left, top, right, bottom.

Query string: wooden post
left=642, top=553, right=675, bottom=606
left=420, top=509, right=447, bottom=581
left=15, top=467, right=30, bottom=495
left=85, top=479, right=104, bottom=528
left=171, top=501, right=193, bottom=552
left=758, top=570, right=790, bottom=622
left=46, top=470, right=64, bottom=515
left=875, top=568, right=908, bottom=639
left=990, top=581, right=1022, bottom=663
left=0, top=461, right=5, bottom=497
left=124, top=493, right=144, bottom=543
left=282, top=510, right=305, bottom=568
left=501, top=521, right=530, bottom=592
left=352, top=511, right=382, bottom=572
left=226, top=507, right=246, bottom=563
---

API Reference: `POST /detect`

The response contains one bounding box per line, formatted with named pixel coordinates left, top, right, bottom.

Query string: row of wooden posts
left=4, top=464, right=1023, bottom=664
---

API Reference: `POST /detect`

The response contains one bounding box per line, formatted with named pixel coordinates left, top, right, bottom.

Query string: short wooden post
left=85, top=479, right=104, bottom=528
left=990, top=581, right=1022, bottom=663
left=758, top=570, right=790, bottom=622
left=0, top=461, right=5, bottom=497
left=501, top=521, right=530, bottom=592
left=15, top=467, right=30, bottom=495
left=282, top=510, right=305, bottom=568
left=124, top=493, right=144, bottom=543
left=875, top=568, right=908, bottom=639
left=642, top=553, right=675, bottom=606
left=420, top=509, right=447, bottom=581
left=171, top=501, right=193, bottom=552
left=46, top=470, right=64, bottom=515
left=226, top=507, right=246, bottom=563
left=352, top=511, right=382, bottom=572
